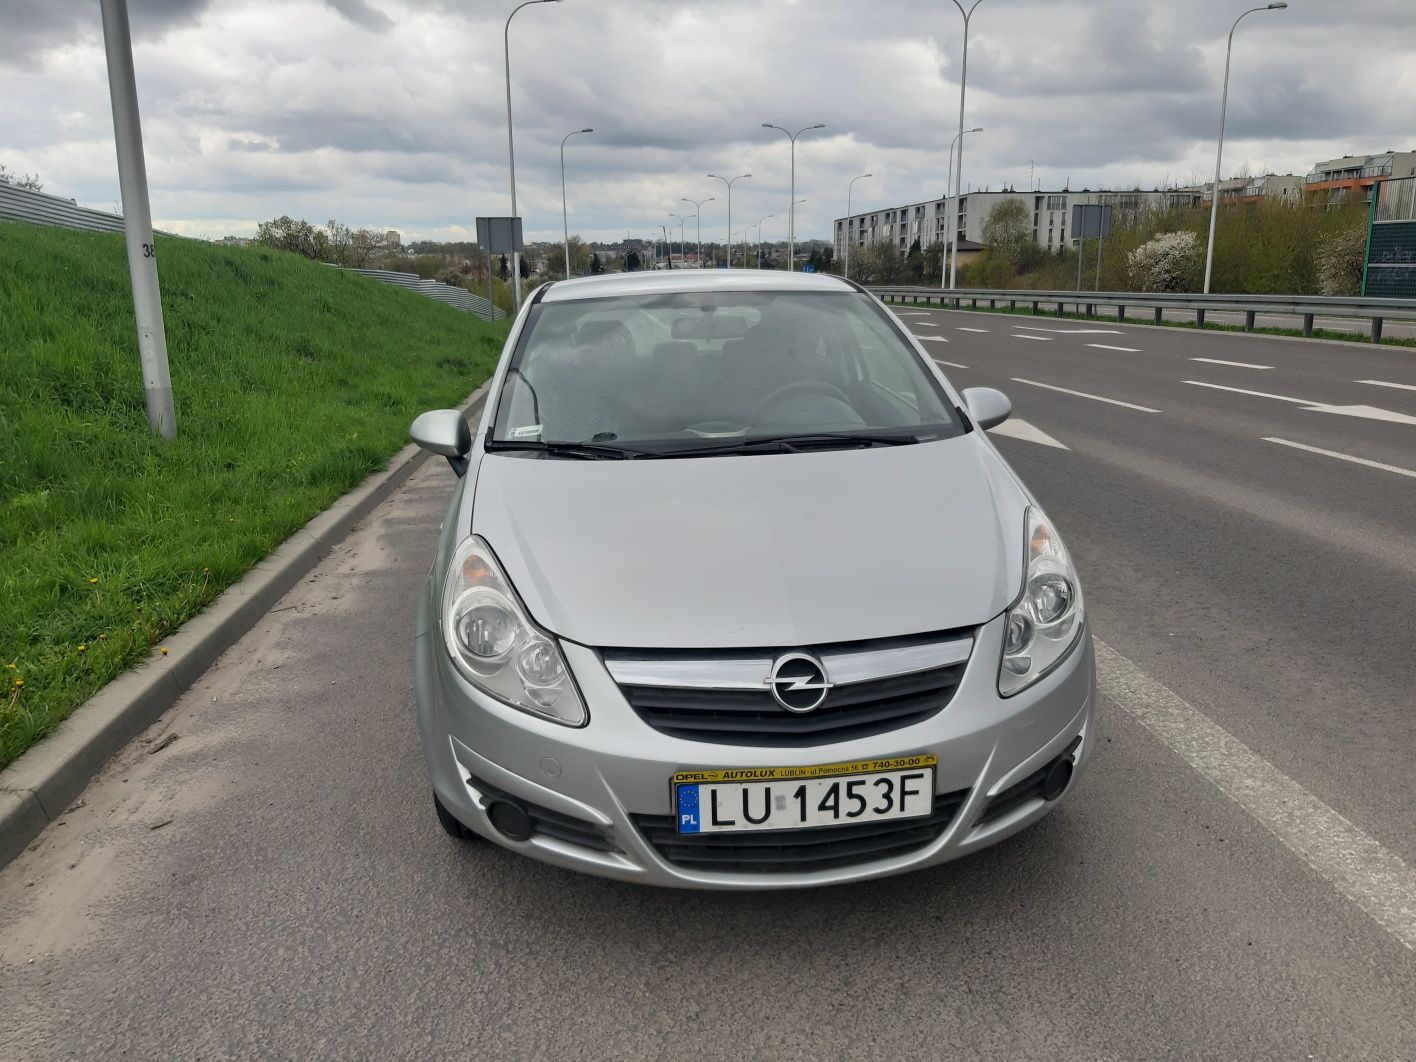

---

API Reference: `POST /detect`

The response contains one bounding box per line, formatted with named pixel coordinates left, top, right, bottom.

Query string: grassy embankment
left=0, top=223, right=506, bottom=769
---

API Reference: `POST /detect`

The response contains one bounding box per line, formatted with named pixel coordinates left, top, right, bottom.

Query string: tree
left=1315, top=224, right=1368, bottom=296
left=0, top=164, right=43, bottom=191
left=1127, top=231, right=1202, bottom=292
left=906, top=237, right=924, bottom=281
left=590, top=252, right=604, bottom=275
left=499, top=254, right=509, bottom=280
left=625, top=250, right=641, bottom=272
left=980, top=199, right=1032, bottom=265
left=519, top=255, right=530, bottom=280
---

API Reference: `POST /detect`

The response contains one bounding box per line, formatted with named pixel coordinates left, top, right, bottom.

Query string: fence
left=1365, top=176, right=1416, bottom=299
left=0, top=181, right=128, bottom=234
left=871, top=286, right=1416, bottom=342
left=341, top=267, right=506, bottom=322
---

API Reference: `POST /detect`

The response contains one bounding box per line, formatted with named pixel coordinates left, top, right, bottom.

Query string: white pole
left=682, top=196, right=714, bottom=268
left=761, top=124, right=824, bottom=271
left=757, top=214, right=774, bottom=269
left=1203, top=4, right=1286, bottom=294
left=99, top=0, right=174, bottom=437
left=846, top=173, right=872, bottom=281
left=505, top=0, right=560, bottom=311
left=948, top=0, right=984, bottom=291
left=560, top=127, right=591, bottom=278
left=708, top=175, right=750, bottom=269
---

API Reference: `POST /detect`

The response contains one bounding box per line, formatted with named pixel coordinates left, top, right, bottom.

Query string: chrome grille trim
left=602, top=635, right=974, bottom=690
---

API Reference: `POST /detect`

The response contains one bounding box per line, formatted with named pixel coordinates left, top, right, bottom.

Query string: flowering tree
left=1126, top=230, right=1201, bottom=292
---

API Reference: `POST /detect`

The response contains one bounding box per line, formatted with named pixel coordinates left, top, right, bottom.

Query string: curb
left=0, top=385, right=489, bottom=869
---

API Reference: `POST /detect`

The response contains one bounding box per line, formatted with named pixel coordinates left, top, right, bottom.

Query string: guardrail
left=340, top=267, right=506, bottom=323
left=1, top=181, right=129, bottom=235
left=870, top=285, right=1416, bottom=342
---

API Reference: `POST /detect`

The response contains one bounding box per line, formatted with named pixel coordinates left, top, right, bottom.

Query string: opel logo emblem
left=766, top=652, right=833, bottom=713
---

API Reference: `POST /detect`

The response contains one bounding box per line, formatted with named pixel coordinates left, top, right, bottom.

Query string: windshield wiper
left=653, top=431, right=923, bottom=458
left=484, top=439, right=649, bottom=460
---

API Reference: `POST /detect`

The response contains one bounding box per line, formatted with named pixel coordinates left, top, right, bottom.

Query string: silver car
left=410, top=269, right=1094, bottom=889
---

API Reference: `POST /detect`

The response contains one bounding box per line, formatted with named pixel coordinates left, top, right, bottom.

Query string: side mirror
left=961, top=387, right=1012, bottom=431
left=410, top=409, right=472, bottom=476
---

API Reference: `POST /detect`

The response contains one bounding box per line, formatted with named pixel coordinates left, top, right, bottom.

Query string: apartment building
left=1305, top=151, right=1416, bottom=207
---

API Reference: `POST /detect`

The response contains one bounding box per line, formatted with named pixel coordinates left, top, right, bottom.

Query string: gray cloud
left=1, top=0, right=1413, bottom=242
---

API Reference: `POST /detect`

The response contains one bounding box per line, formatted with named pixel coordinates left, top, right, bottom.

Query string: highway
left=3, top=316, right=1416, bottom=1059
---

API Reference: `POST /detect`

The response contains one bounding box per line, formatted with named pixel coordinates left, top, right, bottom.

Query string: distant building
left=1305, top=151, right=1416, bottom=207
left=385, top=229, right=401, bottom=247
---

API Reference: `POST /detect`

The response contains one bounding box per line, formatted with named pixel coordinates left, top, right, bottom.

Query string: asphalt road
left=3, top=315, right=1416, bottom=1059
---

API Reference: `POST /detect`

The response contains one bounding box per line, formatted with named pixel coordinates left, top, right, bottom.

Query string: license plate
left=673, top=755, right=937, bottom=834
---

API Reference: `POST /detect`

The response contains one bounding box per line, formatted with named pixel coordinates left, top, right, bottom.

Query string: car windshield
left=489, top=290, right=965, bottom=455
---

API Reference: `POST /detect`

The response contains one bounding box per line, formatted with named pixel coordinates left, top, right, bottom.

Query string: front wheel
left=434, top=792, right=479, bottom=842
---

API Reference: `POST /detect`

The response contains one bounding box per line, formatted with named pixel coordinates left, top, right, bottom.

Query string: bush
left=1127, top=231, right=1202, bottom=292
left=1315, top=224, right=1368, bottom=296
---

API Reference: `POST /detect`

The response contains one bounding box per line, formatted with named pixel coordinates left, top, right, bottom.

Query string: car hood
left=470, top=435, right=1027, bottom=649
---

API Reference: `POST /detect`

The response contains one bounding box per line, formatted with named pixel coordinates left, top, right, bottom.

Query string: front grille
left=469, top=776, right=621, bottom=853
left=633, top=788, right=969, bottom=873
left=621, top=664, right=966, bottom=747
left=977, top=737, right=1082, bottom=825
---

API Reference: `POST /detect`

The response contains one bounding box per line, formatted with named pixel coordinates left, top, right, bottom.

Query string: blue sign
left=801, top=264, right=816, bottom=274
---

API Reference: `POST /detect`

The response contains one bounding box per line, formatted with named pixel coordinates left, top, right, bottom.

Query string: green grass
left=884, top=297, right=1416, bottom=348
left=0, top=223, right=506, bottom=770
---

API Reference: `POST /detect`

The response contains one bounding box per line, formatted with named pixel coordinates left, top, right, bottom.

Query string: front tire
left=434, top=792, right=478, bottom=842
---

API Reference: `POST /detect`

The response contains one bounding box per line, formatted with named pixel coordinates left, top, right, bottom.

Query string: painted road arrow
left=1183, top=381, right=1416, bottom=426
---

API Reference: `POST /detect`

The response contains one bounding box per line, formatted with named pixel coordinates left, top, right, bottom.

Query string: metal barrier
left=340, top=267, right=506, bottom=322
left=870, top=285, right=1416, bottom=342
left=1, top=181, right=129, bottom=234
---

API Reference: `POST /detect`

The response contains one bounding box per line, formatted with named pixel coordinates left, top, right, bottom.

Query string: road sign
left=801, top=264, right=816, bottom=274
left=1071, top=204, right=1113, bottom=240
left=475, top=217, right=524, bottom=253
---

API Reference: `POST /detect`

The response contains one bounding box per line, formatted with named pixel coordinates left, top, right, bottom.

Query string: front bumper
left=415, top=606, right=1095, bottom=890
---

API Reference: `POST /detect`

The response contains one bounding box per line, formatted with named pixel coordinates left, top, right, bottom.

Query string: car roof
left=539, top=268, right=856, bottom=303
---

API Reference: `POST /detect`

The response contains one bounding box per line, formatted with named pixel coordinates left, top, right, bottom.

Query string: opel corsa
left=410, top=269, right=1093, bottom=888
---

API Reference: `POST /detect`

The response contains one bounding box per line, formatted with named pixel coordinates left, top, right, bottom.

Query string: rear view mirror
left=410, top=409, right=472, bottom=476
left=671, top=314, right=749, bottom=340
left=961, top=387, right=1012, bottom=431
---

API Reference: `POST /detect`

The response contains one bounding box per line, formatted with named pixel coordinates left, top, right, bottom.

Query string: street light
left=560, top=127, right=592, bottom=278
left=707, top=173, right=750, bottom=269
left=761, top=123, right=826, bottom=270
left=1203, top=2, right=1287, bottom=293
left=682, top=196, right=715, bottom=267
left=669, top=212, right=692, bottom=268
left=504, top=0, right=563, bottom=310
left=756, top=213, right=775, bottom=269
left=947, top=0, right=984, bottom=291
left=845, top=173, right=872, bottom=281
left=944, top=127, right=981, bottom=285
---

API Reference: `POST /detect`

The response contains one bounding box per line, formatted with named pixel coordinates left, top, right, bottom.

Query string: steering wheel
left=751, top=379, right=853, bottom=424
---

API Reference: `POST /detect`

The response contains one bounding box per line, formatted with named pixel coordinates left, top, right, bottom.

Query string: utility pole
left=100, top=0, right=174, bottom=437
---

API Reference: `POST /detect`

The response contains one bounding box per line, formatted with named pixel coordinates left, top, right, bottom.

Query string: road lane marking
left=1096, top=639, right=1416, bottom=953
left=957, top=327, right=990, bottom=333
left=1262, top=437, right=1416, bottom=480
left=933, top=359, right=969, bottom=369
left=1011, top=378, right=1160, bottom=412
left=914, top=334, right=950, bottom=342
left=987, top=418, right=1068, bottom=449
left=1013, top=334, right=1052, bottom=341
left=1184, top=380, right=1416, bottom=425
left=1190, top=357, right=1272, bottom=369
left=1088, top=344, right=1142, bottom=352
left=1358, top=379, right=1416, bottom=393
left=1014, top=325, right=1125, bottom=335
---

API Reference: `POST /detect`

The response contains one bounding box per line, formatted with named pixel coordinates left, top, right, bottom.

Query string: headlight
left=441, top=536, right=587, bottom=726
left=998, top=508, right=1084, bottom=696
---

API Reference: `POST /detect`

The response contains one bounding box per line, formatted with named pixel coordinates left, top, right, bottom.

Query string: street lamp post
left=1203, top=2, right=1287, bottom=293
left=947, top=0, right=985, bottom=291
left=845, top=173, right=872, bottom=281
left=761, top=123, right=825, bottom=270
left=560, top=127, right=592, bottom=278
left=504, top=0, right=562, bottom=311
left=707, top=173, right=750, bottom=268
left=943, top=126, right=982, bottom=285
left=682, top=196, right=715, bottom=267
left=756, top=214, right=775, bottom=269
left=669, top=212, right=692, bottom=267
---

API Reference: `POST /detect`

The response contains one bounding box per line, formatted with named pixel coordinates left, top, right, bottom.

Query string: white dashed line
left=1087, top=344, right=1142, bottom=353
left=1190, top=357, right=1273, bottom=369
left=1262, top=437, right=1416, bottom=480
left=1357, top=379, right=1416, bottom=393
left=1097, top=639, right=1416, bottom=952
left=913, top=334, right=950, bottom=342
left=956, top=327, right=990, bottom=333
left=1010, top=378, right=1160, bottom=412
left=933, top=359, right=969, bottom=369
left=1014, top=324, right=1124, bottom=334
left=1013, top=334, right=1052, bottom=341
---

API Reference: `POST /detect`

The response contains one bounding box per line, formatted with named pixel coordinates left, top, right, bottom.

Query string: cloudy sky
left=2, top=0, right=1414, bottom=244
